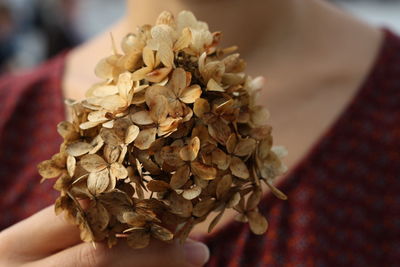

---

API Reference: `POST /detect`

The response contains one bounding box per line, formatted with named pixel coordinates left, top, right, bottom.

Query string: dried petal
left=182, top=186, right=201, bottom=200
left=110, top=162, right=128, bottom=179
left=38, top=160, right=63, bottom=179
left=179, top=137, right=200, bottom=161
left=229, top=157, right=249, bottom=179
left=125, top=124, right=140, bottom=144
left=216, top=174, right=232, bottom=199
left=170, top=165, right=190, bottom=189
left=134, top=128, right=157, bottom=150
left=80, top=154, right=108, bottom=172
left=191, top=161, right=217, bottom=180
left=147, top=180, right=170, bottom=192
left=247, top=211, right=268, bottom=235
left=87, top=168, right=110, bottom=195
left=67, top=155, right=76, bottom=177
left=151, top=224, right=173, bottom=241
left=127, top=229, right=150, bottom=249
left=66, top=142, right=92, bottom=157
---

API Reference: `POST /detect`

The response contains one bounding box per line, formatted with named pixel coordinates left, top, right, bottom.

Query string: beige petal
left=132, top=66, right=153, bottom=81
left=67, top=155, right=76, bottom=177
left=192, top=198, right=215, bottom=217
left=190, top=161, right=217, bottom=180
left=193, top=98, right=210, bottom=118
left=87, top=110, right=108, bottom=122
left=80, top=154, right=108, bottom=172
left=234, top=138, right=256, bottom=157
left=229, top=156, right=249, bottom=179
left=134, top=127, right=157, bottom=150
left=147, top=180, right=170, bottom=192
left=87, top=168, right=110, bottom=195
left=93, top=85, right=119, bottom=97
left=94, top=57, right=113, bottom=79
left=142, top=46, right=155, bottom=68
left=99, top=95, right=126, bottom=111
left=179, top=84, right=202, bottom=104
left=247, top=211, right=268, bottom=235
left=216, top=174, right=232, bottom=199
left=127, top=229, right=150, bottom=249
left=125, top=124, right=140, bottom=144
left=117, top=72, right=134, bottom=100
left=130, top=111, right=153, bottom=125
left=66, top=142, right=92, bottom=157
left=79, top=121, right=102, bottom=130
left=158, top=117, right=180, bottom=136
left=226, top=192, right=241, bottom=208
left=37, top=160, right=63, bottom=179
left=169, top=68, right=186, bottom=96
left=174, top=27, right=191, bottom=51
left=264, top=180, right=288, bottom=200
left=110, top=162, right=128, bottom=179
left=102, top=120, right=114, bottom=128
left=182, top=186, right=201, bottom=200
left=145, top=67, right=172, bottom=83
left=103, top=144, right=120, bottom=164
left=179, top=137, right=200, bottom=161
left=157, top=42, right=174, bottom=68
left=170, top=165, right=190, bottom=189
left=206, top=78, right=224, bottom=92
left=251, top=105, right=270, bottom=126
left=156, top=10, right=175, bottom=26
left=151, top=224, right=174, bottom=241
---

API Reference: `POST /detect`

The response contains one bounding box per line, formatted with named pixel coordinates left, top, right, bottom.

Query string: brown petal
left=149, top=95, right=169, bottom=123
left=190, top=161, right=217, bottom=180
left=192, top=198, right=215, bottom=217
left=208, top=122, right=231, bottom=145
left=182, top=186, right=201, bottom=200
left=87, top=168, right=110, bottom=195
left=37, top=160, right=63, bottom=179
left=147, top=180, right=170, bottom=192
left=127, top=229, right=150, bottom=249
left=216, top=174, right=232, bottom=199
left=208, top=210, right=224, bottom=233
left=130, top=111, right=153, bottom=125
left=100, top=128, right=123, bottom=146
left=264, top=180, right=288, bottom=200
left=234, top=138, right=256, bottom=157
left=226, top=133, right=237, bottom=154
left=110, top=162, right=128, bottom=179
left=151, top=224, right=174, bottom=241
left=179, top=85, right=202, bottom=104
left=134, top=127, right=157, bottom=150
left=80, top=154, right=108, bottom=172
left=86, top=201, right=110, bottom=232
left=179, top=136, right=200, bottom=161
left=67, top=155, right=76, bottom=177
left=125, top=124, right=140, bottom=144
left=247, top=189, right=262, bottom=211
left=57, top=121, right=78, bottom=141
left=193, top=98, right=210, bottom=118
left=247, top=211, right=268, bottom=235
left=66, top=142, right=93, bottom=157
left=229, top=156, right=249, bottom=179
left=170, top=165, right=190, bottom=189
left=168, top=192, right=193, bottom=217
left=211, top=148, right=230, bottom=170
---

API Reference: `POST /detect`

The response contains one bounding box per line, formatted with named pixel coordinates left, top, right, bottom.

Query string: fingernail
left=184, top=240, right=210, bottom=266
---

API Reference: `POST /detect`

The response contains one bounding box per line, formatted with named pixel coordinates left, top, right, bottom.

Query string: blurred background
left=0, top=0, right=399, bottom=74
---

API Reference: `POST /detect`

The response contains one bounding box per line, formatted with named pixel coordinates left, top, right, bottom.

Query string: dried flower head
left=38, top=10, right=288, bottom=249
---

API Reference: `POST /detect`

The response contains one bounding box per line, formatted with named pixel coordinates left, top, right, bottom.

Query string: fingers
left=30, top=239, right=210, bottom=267
left=0, top=205, right=81, bottom=259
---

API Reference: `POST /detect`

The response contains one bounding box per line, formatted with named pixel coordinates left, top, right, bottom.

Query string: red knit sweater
left=1, top=28, right=399, bottom=267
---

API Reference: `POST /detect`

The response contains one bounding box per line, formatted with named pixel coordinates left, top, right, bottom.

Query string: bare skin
left=63, top=0, right=383, bottom=236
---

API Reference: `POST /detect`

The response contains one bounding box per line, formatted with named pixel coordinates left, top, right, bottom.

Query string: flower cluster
left=38, top=10, right=288, bottom=249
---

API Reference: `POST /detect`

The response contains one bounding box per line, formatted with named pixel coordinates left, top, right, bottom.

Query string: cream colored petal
left=132, top=66, right=153, bottom=81
left=110, top=162, right=128, bottom=179
left=79, top=121, right=102, bottom=130
left=125, top=124, right=140, bottom=144
left=182, top=186, right=201, bottom=200
left=134, top=127, right=157, bottom=150
left=87, top=168, right=110, bottom=195
left=206, top=78, right=224, bottom=92
left=157, top=42, right=174, bottom=68
left=145, top=67, right=172, bottom=83
left=99, top=95, right=126, bottom=111
left=173, top=27, right=191, bottom=51
left=142, top=46, right=155, bottom=68
left=179, top=85, right=202, bottom=104
left=130, top=111, right=153, bottom=125
left=117, top=72, right=134, bottom=100
left=66, top=142, right=93, bottom=157
left=67, top=155, right=76, bottom=177
left=80, top=154, right=108, bottom=172
left=93, top=85, right=118, bottom=97
left=179, top=136, right=200, bottom=161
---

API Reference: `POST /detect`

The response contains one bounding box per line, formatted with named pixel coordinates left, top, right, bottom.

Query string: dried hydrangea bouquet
left=38, top=10, right=288, bottom=249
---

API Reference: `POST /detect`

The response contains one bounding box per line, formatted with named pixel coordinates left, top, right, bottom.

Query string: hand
left=0, top=205, right=209, bottom=267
